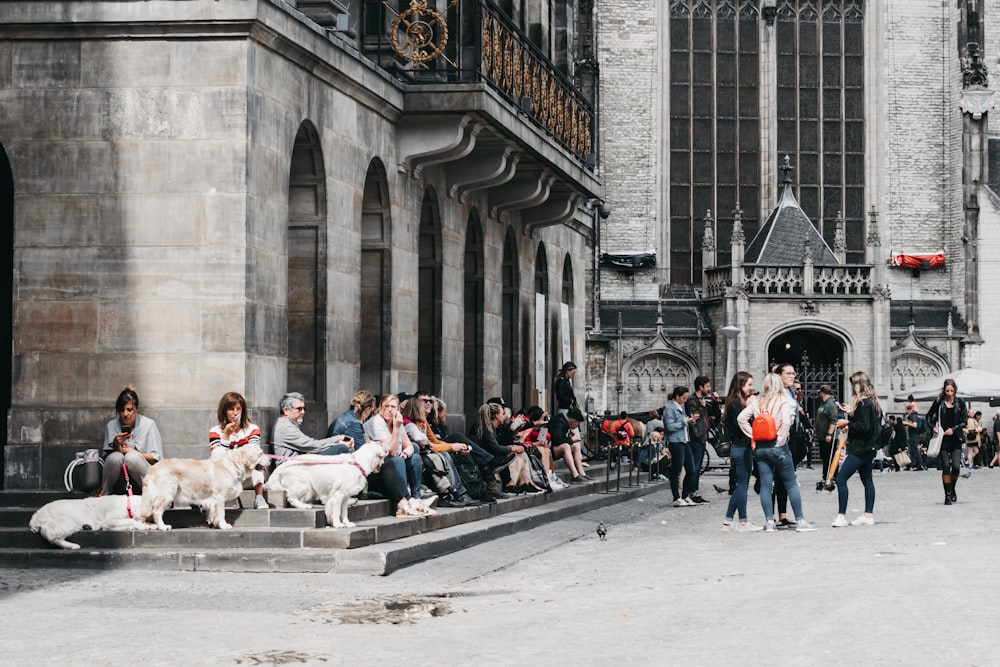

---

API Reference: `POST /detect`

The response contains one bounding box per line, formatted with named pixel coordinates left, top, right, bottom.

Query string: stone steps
left=0, top=458, right=662, bottom=574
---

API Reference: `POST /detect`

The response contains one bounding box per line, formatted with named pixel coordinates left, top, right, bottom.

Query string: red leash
left=121, top=461, right=134, bottom=518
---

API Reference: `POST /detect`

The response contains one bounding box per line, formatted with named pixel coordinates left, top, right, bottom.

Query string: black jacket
left=845, top=397, right=879, bottom=456
left=926, top=396, right=968, bottom=448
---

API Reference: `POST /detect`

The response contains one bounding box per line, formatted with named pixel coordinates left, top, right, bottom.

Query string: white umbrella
left=894, top=367, right=1000, bottom=402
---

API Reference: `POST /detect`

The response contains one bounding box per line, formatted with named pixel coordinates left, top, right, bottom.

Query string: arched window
left=418, top=188, right=443, bottom=394
left=360, top=159, right=392, bottom=396
left=501, top=230, right=520, bottom=404
left=534, top=243, right=549, bottom=406
left=287, top=123, right=327, bottom=418
left=464, top=212, right=485, bottom=423
left=0, top=144, right=13, bottom=456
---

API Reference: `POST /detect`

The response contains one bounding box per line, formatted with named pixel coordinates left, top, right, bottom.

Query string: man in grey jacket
left=272, top=392, right=353, bottom=459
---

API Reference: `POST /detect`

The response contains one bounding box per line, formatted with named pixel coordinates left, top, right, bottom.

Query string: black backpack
left=878, top=411, right=895, bottom=449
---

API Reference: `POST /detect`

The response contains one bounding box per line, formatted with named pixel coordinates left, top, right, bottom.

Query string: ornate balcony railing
left=703, top=265, right=873, bottom=299
left=364, top=1, right=595, bottom=165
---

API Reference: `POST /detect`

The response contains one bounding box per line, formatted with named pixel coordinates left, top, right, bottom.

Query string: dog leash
left=266, top=453, right=374, bottom=476
left=121, top=461, right=134, bottom=519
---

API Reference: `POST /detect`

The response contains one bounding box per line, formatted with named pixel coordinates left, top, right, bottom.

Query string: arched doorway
left=767, top=327, right=845, bottom=414
left=287, top=124, right=327, bottom=431
left=0, top=144, right=13, bottom=482
left=501, top=229, right=519, bottom=405
left=360, top=159, right=392, bottom=397
left=463, top=212, right=485, bottom=425
left=418, top=188, right=443, bottom=395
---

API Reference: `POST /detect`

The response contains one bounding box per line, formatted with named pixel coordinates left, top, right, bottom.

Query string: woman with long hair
left=363, top=393, right=435, bottom=517
left=469, top=402, right=526, bottom=498
left=553, top=361, right=579, bottom=416
left=831, top=371, right=880, bottom=527
left=721, top=371, right=762, bottom=532
left=209, top=391, right=267, bottom=509
left=737, top=373, right=817, bottom=532
left=926, top=378, right=968, bottom=505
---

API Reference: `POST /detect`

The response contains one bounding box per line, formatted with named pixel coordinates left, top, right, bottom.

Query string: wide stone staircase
left=0, top=461, right=666, bottom=575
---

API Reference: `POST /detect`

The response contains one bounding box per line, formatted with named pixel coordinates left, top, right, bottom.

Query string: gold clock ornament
left=384, top=0, right=459, bottom=69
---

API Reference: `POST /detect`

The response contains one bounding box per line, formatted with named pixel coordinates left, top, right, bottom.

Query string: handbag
left=894, top=450, right=912, bottom=468
left=926, top=431, right=944, bottom=458
left=926, top=404, right=944, bottom=458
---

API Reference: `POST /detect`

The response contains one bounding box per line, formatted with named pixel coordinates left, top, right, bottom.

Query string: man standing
left=685, top=375, right=719, bottom=504
left=273, top=392, right=353, bottom=458
left=902, top=400, right=926, bottom=471
left=814, top=385, right=838, bottom=478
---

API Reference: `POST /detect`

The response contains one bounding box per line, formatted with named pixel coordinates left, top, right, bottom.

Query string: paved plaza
left=2, top=466, right=998, bottom=666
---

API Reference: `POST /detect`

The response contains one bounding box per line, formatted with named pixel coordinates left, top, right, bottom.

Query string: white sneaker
left=683, top=497, right=697, bottom=506
left=253, top=495, right=269, bottom=509
left=737, top=521, right=764, bottom=533
left=673, top=498, right=687, bottom=507
left=851, top=514, right=875, bottom=526
left=832, top=514, right=848, bottom=528
left=721, top=521, right=735, bottom=532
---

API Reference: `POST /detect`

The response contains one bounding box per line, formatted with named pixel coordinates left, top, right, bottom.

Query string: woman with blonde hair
left=832, top=371, right=880, bottom=527
left=737, top=373, right=817, bottom=532
left=363, top=393, right=435, bottom=517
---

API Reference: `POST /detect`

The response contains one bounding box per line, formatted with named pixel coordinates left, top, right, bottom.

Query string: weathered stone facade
left=589, top=0, right=1000, bottom=415
left=0, top=1, right=600, bottom=488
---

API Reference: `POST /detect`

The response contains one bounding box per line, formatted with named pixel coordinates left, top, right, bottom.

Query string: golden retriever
left=265, top=442, right=387, bottom=528
left=138, top=443, right=269, bottom=530
left=29, top=495, right=153, bottom=549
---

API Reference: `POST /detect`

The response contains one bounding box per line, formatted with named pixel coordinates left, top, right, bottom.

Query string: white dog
left=265, top=442, right=387, bottom=528
left=29, top=495, right=153, bottom=550
left=138, top=443, right=269, bottom=530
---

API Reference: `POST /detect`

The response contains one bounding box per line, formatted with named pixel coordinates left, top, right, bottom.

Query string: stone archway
left=767, top=327, right=846, bottom=413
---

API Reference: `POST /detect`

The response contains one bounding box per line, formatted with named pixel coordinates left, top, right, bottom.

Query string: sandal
left=396, top=500, right=424, bottom=517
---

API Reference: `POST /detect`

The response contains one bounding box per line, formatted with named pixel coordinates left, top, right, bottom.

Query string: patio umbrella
left=894, top=367, right=1000, bottom=402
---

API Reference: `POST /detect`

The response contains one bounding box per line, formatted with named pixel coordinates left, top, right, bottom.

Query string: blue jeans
left=907, top=439, right=924, bottom=469
left=667, top=441, right=695, bottom=500
left=754, top=445, right=804, bottom=521
left=689, top=439, right=706, bottom=494
left=725, top=444, right=753, bottom=522
left=379, top=454, right=424, bottom=502
left=315, top=443, right=352, bottom=456
left=835, top=451, right=875, bottom=514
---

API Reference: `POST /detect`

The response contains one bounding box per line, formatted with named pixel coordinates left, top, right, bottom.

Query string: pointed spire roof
left=744, top=157, right=838, bottom=265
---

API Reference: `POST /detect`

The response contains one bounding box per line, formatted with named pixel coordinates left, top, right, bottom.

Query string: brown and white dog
left=138, top=443, right=269, bottom=530
left=29, top=495, right=153, bottom=550
left=265, top=442, right=387, bottom=528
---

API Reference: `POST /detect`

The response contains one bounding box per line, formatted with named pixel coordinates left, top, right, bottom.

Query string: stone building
left=588, top=0, right=1000, bottom=418
left=0, top=1, right=602, bottom=489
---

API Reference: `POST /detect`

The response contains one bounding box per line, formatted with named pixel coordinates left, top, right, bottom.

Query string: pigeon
left=596, top=521, right=607, bottom=540
left=713, top=484, right=728, bottom=494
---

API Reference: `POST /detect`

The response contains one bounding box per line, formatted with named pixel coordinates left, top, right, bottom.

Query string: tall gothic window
left=669, top=1, right=761, bottom=285
left=776, top=0, right=865, bottom=263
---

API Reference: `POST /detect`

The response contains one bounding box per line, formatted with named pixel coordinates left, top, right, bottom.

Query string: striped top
left=209, top=423, right=262, bottom=450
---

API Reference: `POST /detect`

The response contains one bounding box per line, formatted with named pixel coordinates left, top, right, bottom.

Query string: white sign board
left=535, top=294, right=546, bottom=403
left=560, top=302, right=571, bottom=367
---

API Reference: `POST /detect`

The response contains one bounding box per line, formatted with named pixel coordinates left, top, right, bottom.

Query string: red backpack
left=752, top=398, right=780, bottom=444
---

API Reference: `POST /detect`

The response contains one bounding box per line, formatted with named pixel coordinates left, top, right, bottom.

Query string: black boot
left=943, top=475, right=953, bottom=505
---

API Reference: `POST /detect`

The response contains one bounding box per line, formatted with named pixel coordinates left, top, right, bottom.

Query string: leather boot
left=943, top=475, right=953, bottom=505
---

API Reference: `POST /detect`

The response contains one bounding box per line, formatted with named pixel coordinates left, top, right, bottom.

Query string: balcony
left=703, top=264, right=874, bottom=299
left=350, top=0, right=602, bottom=231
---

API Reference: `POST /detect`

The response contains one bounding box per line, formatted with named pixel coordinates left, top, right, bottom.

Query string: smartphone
left=122, top=424, right=133, bottom=434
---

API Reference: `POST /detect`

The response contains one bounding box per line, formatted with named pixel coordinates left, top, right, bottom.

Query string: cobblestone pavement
left=3, top=467, right=999, bottom=666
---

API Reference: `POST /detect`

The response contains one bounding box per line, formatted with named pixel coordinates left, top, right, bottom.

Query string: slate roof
left=744, top=182, right=838, bottom=265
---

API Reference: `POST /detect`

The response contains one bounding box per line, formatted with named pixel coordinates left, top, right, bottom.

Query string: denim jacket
left=663, top=400, right=689, bottom=443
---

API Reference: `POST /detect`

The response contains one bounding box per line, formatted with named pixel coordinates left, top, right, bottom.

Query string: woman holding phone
left=101, top=386, right=163, bottom=494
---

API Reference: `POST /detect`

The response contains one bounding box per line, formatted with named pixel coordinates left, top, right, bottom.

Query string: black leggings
left=940, top=447, right=962, bottom=478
